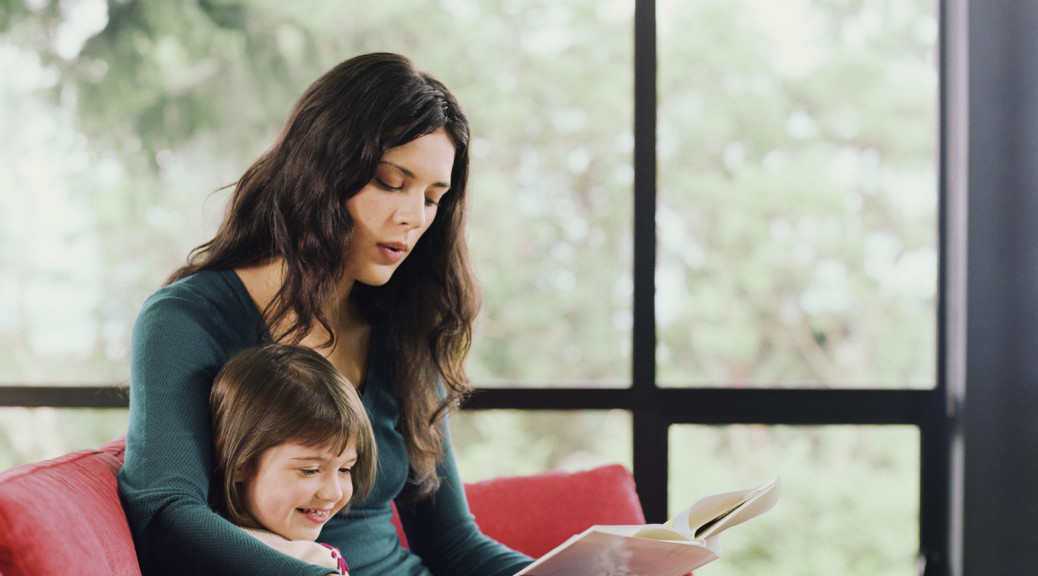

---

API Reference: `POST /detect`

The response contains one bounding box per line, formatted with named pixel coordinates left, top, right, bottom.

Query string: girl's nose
left=317, top=475, right=344, bottom=502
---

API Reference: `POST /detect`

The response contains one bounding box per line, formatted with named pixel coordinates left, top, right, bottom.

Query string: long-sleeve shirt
left=118, top=269, right=533, bottom=576
left=240, top=527, right=347, bottom=575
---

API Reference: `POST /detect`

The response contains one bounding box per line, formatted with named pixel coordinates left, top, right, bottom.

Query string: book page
left=675, top=477, right=781, bottom=540
left=591, top=523, right=691, bottom=542
left=515, top=530, right=717, bottom=576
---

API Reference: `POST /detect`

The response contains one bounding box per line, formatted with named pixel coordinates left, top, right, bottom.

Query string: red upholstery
left=0, top=437, right=646, bottom=574
left=466, top=464, right=646, bottom=558
left=0, top=442, right=141, bottom=576
left=391, top=464, right=645, bottom=558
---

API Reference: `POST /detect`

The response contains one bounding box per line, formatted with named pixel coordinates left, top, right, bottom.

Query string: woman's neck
left=234, top=258, right=370, bottom=387
left=234, top=258, right=356, bottom=325
left=234, top=258, right=283, bottom=318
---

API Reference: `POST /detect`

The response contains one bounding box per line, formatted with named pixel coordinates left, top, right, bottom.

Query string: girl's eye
left=300, top=469, right=319, bottom=477
left=338, top=467, right=353, bottom=476
left=425, top=197, right=440, bottom=207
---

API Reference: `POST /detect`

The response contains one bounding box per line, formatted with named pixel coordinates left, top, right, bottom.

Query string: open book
left=515, top=477, right=780, bottom=576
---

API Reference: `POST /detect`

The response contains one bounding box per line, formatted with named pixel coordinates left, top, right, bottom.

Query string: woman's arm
left=396, top=424, right=533, bottom=576
left=118, top=285, right=330, bottom=576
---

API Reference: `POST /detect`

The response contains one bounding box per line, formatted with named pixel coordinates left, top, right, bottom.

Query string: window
left=0, top=1, right=951, bottom=574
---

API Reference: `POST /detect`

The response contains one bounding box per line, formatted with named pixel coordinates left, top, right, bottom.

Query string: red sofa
left=0, top=437, right=645, bottom=575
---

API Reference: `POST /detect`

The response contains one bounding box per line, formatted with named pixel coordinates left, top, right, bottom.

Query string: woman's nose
left=393, top=191, right=426, bottom=229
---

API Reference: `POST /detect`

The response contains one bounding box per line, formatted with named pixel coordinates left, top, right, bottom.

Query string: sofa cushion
left=391, top=464, right=645, bottom=559
left=465, top=464, right=645, bottom=558
left=0, top=446, right=141, bottom=576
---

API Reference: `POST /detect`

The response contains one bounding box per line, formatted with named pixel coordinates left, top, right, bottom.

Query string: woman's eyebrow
left=380, top=161, right=451, bottom=190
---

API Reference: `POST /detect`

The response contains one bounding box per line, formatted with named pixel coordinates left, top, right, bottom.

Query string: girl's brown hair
left=209, top=343, right=377, bottom=527
left=172, top=52, right=477, bottom=497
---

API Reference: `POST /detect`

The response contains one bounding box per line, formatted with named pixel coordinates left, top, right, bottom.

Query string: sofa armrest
left=0, top=445, right=141, bottom=576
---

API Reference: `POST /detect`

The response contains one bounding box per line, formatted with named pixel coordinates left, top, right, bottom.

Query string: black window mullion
left=916, top=1, right=962, bottom=573
left=0, top=386, right=129, bottom=408
left=467, top=388, right=936, bottom=425
left=631, top=0, right=667, bottom=524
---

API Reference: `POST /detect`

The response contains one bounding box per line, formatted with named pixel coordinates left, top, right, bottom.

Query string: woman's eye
left=338, top=468, right=353, bottom=476
left=425, top=197, right=440, bottom=207
left=300, top=469, right=319, bottom=477
left=375, top=178, right=403, bottom=191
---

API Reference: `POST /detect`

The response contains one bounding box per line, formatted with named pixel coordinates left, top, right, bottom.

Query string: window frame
left=470, top=3, right=961, bottom=575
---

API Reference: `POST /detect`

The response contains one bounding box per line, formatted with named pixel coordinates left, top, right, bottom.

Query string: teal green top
left=118, top=269, right=532, bottom=576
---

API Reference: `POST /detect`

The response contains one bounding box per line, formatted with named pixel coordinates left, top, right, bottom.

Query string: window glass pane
left=0, top=408, right=129, bottom=468
left=452, top=410, right=632, bottom=482
left=462, top=2, right=635, bottom=387
left=670, top=424, right=919, bottom=575
left=1, top=0, right=634, bottom=387
left=656, top=0, right=938, bottom=388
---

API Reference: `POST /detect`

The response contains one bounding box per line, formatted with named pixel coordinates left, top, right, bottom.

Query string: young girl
left=209, top=343, right=377, bottom=576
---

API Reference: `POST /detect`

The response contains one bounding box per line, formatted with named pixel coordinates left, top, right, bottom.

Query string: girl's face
left=344, top=127, right=456, bottom=286
left=237, top=439, right=358, bottom=541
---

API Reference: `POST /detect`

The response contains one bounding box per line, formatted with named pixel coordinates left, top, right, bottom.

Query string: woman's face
left=344, top=127, right=455, bottom=287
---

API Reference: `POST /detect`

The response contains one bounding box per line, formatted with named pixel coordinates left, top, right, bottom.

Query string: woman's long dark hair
left=170, top=53, right=477, bottom=497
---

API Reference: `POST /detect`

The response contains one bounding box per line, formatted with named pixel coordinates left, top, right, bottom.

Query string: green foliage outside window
left=1, top=0, right=636, bottom=385
left=657, top=0, right=937, bottom=387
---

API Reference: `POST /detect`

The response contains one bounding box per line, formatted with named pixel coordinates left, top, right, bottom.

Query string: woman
left=119, top=52, right=533, bottom=576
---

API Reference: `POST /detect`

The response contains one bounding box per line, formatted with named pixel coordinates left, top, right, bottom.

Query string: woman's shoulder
left=136, top=269, right=260, bottom=338
left=149, top=268, right=243, bottom=299
left=143, top=270, right=252, bottom=315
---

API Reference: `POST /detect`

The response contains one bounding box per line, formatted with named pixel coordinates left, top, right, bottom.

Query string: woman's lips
left=377, top=242, right=407, bottom=264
